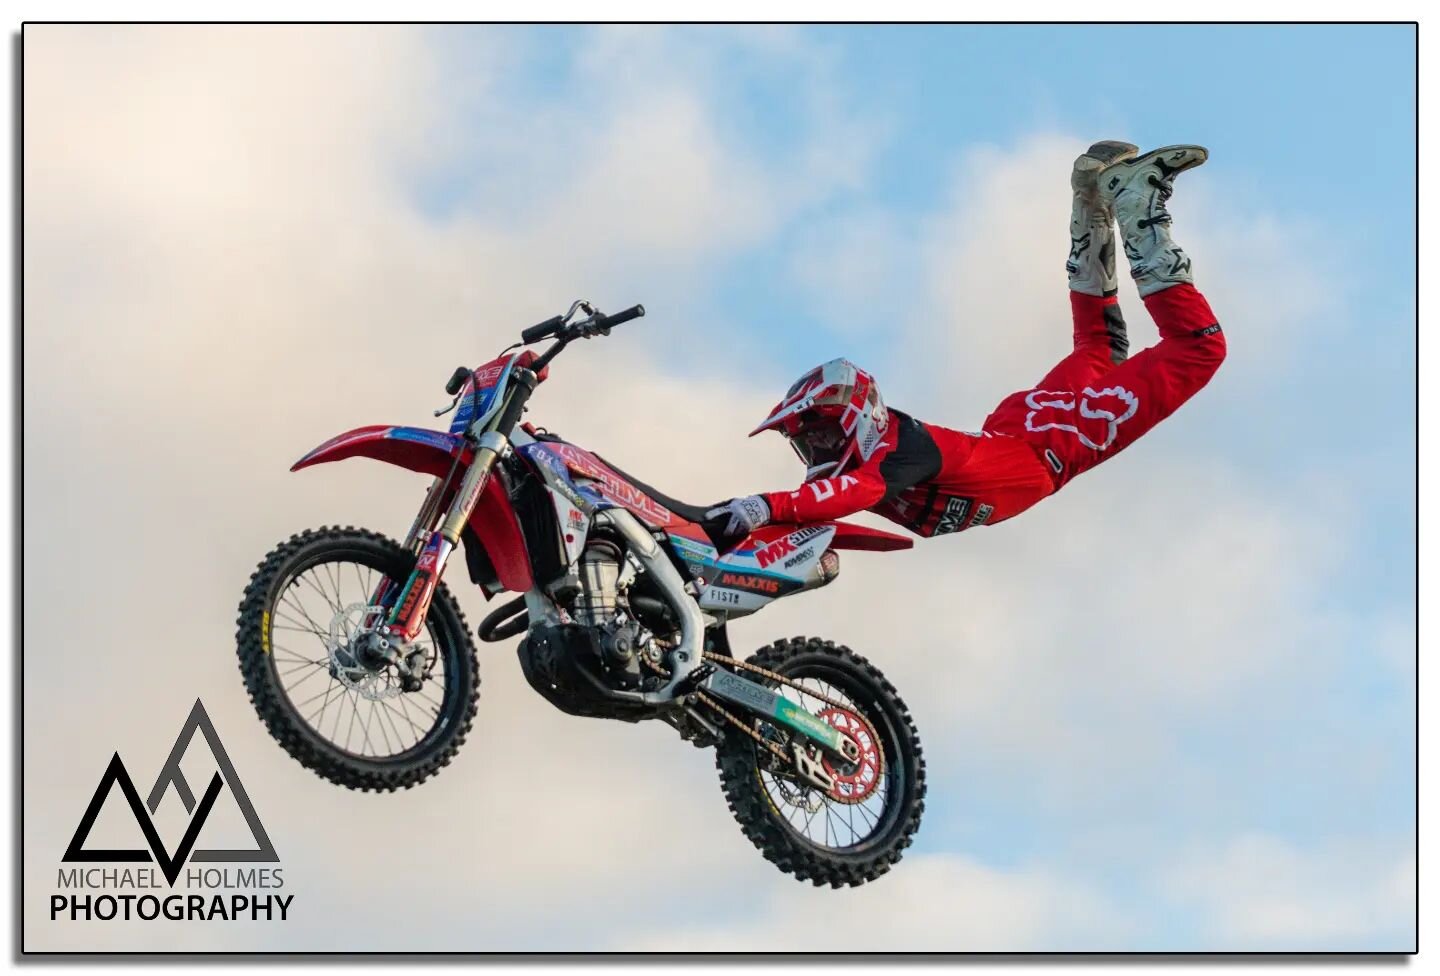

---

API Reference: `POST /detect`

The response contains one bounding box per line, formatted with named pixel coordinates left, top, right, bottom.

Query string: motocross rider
left=707, top=142, right=1228, bottom=539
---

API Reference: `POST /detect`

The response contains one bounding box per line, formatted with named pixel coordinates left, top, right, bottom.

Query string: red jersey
left=763, top=410, right=1057, bottom=537
left=761, top=285, right=1228, bottom=537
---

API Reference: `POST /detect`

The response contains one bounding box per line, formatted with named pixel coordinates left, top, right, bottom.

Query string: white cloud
left=625, top=852, right=1133, bottom=952
left=1163, top=834, right=1416, bottom=950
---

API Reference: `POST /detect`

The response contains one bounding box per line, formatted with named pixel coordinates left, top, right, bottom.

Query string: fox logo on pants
left=1023, top=386, right=1139, bottom=451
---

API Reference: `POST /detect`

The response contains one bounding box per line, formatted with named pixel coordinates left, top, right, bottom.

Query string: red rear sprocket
left=817, top=706, right=883, bottom=803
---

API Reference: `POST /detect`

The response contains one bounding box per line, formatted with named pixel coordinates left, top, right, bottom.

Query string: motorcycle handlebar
left=594, top=304, right=645, bottom=330
left=519, top=303, right=646, bottom=377
left=520, top=315, right=565, bottom=344
left=521, top=304, right=645, bottom=344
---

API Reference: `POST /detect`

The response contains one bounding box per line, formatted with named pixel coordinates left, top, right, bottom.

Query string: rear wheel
left=714, top=637, right=925, bottom=887
left=236, top=526, right=480, bottom=791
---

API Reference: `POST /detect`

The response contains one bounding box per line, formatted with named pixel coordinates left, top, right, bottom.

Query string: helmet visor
left=786, top=413, right=848, bottom=470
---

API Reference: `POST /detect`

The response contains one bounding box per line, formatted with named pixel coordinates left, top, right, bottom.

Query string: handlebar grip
left=445, top=367, right=471, bottom=396
left=596, top=304, right=645, bottom=330
left=521, top=315, right=565, bottom=343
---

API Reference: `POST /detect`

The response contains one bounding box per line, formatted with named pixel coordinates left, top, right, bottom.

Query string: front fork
left=368, top=367, right=539, bottom=646
left=379, top=430, right=510, bottom=644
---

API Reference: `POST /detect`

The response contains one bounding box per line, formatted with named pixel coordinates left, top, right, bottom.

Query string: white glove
left=706, top=495, right=771, bottom=536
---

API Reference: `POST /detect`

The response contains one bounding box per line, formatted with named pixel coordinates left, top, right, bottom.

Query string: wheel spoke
left=412, top=685, right=444, bottom=711
left=270, top=646, right=325, bottom=664
left=378, top=697, right=409, bottom=750
left=279, top=591, right=331, bottom=640
left=303, top=680, right=342, bottom=724
left=282, top=665, right=329, bottom=693
left=278, top=659, right=325, bottom=678
left=382, top=697, right=427, bottom=739
left=323, top=561, right=345, bottom=607
left=271, top=611, right=327, bottom=640
left=371, top=700, right=395, bottom=754
left=343, top=699, right=360, bottom=753
left=272, top=623, right=329, bottom=637
left=297, top=571, right=343, bottom=617
left=295, top=679, right=339, bottom=712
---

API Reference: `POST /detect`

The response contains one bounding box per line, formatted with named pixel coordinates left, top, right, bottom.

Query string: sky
left=22, top=24, right=1415, bottom=951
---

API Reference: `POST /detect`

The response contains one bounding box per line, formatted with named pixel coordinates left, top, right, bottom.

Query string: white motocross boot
left=1101, top=144, right=1209, bottom=297
left=1067, top=140, right=1138, bottom=296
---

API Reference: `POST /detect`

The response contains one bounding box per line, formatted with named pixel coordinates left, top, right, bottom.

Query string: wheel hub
left=327, top=603, right=406, bottom=701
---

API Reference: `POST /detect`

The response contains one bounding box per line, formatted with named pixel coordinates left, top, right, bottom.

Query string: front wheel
left=714, top=637, right=926, bottom=887
left=235, top=526, right=480, bottom=791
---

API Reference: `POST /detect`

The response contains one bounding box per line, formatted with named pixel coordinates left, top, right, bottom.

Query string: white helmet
left=750, top=358, right=889, bottom=481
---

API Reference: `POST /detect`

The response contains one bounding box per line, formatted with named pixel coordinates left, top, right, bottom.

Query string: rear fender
left=827, top=520, right=914, bottom=552
left=735, top=520, right=914, bottom=555
left=291, top=425, right=534, bottom=593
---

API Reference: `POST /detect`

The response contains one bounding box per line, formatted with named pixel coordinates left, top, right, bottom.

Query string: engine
left=575, top=539, right=622, bottom=624
left=515, top=538, right=656, bottom=721
left=575, top=540, right=647, bottom=688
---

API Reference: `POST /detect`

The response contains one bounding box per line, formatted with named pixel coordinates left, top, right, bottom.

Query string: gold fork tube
left=438, top=432, right=507, bottom=543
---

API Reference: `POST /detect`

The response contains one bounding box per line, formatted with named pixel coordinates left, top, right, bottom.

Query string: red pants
left=984, top=284, right=1227, bottom=487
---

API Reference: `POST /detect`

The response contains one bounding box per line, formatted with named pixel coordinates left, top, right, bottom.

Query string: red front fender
left=291, top=425, right=534, bottom=592
left=292, top=425, right=467, bottom=478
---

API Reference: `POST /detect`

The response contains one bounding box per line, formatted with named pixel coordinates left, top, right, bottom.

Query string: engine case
left=516, top=623, right=649, bottom=722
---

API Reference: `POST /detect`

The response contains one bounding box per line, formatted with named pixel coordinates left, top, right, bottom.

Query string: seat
left=592, top=452, right=715, bottom=525
left=526, top=429, right=731, bottom=545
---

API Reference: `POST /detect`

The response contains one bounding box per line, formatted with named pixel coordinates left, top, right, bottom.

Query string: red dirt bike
left=236, top=301, right=926, bottom=886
